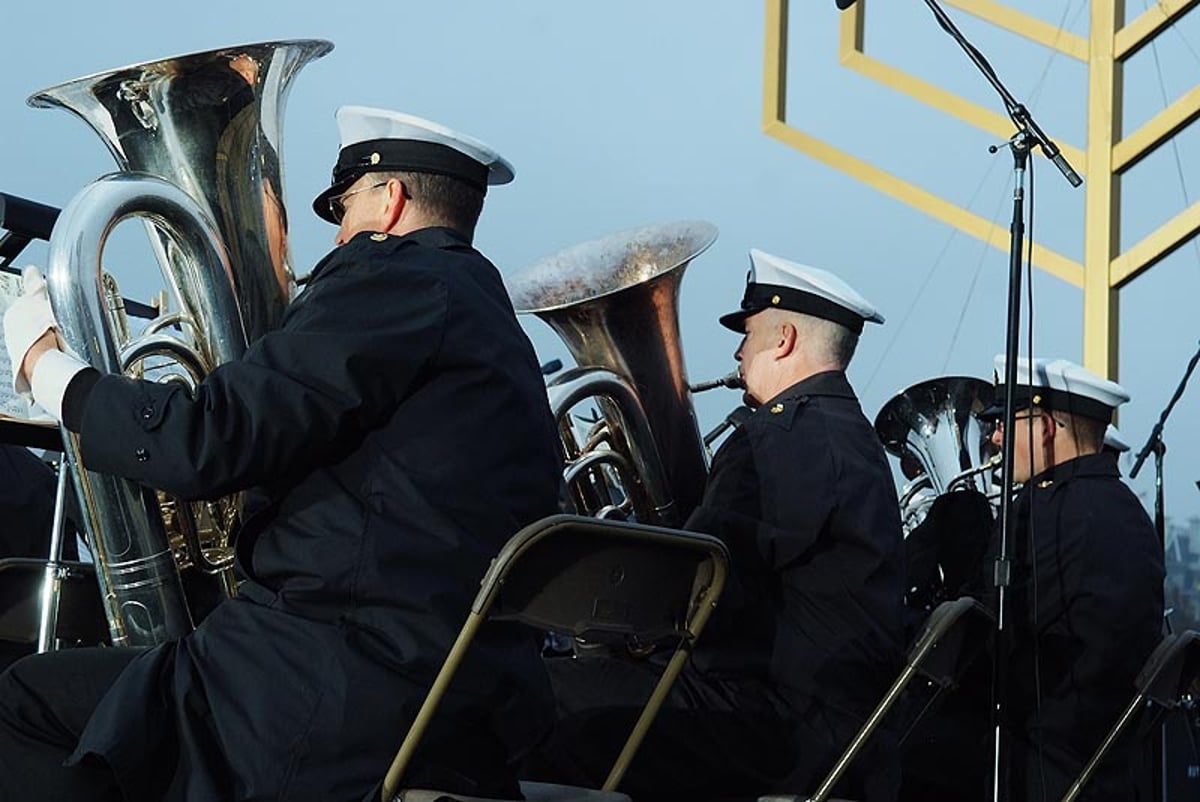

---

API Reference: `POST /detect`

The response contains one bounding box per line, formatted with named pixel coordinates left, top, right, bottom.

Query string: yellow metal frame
left=763, top=0, right=1200, bottom=379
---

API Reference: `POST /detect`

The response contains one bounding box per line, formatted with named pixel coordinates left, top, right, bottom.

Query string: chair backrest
left=1137, top=630, right=1200, bottom=708
left=380, top=514, right=730, bottom=801
left=909, top=596, right=994, bottom=689
left=1061, top=629, right=1200, bottom=802
left=480, top=514, right=728, bottom=649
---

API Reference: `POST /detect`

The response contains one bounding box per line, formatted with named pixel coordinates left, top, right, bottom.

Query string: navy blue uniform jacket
left=60, top=227, right=563, bottom=800
left=687, top=370, right=905, bottom=726
left=998, top=452, right=1164, bottom=800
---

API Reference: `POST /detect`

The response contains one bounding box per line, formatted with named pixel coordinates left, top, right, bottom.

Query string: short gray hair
left=789, top=311, right=859, bottom=368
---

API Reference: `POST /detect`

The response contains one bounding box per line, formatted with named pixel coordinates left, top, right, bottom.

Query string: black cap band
left=737, top=282, right=865, bottom=334
left=979, top=384, right=1114, bottom=423
left=333, top=138, right=489, bottom=190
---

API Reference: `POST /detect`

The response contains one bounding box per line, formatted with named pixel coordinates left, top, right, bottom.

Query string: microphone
left=689, top=370, right=743, bottom=393
left=0, top=193, right=60, bottom=241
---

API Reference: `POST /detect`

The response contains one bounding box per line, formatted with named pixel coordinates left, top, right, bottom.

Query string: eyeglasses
left=328, top=181, right=388, bottom=223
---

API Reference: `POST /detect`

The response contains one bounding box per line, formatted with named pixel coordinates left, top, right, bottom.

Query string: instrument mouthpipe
left=690, top=370, right=742, bottom=393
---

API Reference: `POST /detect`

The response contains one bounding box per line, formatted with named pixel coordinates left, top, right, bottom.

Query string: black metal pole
left=989, top=132, right=1031, bottom=802
left=1130, top=340, right=1200, bottom=492
left=918, top=3, right=1084, bottom=800
left=1152, top=439, right=1167, bottom=802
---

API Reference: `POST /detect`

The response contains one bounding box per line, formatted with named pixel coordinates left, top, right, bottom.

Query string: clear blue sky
left=2, top=1, right=1198, bottom=526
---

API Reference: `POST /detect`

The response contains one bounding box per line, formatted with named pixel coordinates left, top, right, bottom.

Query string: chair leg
left=1060, top=693, right=1147, bottom=802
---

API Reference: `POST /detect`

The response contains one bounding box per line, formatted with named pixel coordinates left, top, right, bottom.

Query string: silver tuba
left=874, top=375, right=999, bottom=534
left=506, top=221, right=716, bottom=527
left=32, top=40, right=332, bottom=646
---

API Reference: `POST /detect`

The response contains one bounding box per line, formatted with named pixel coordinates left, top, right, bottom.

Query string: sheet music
left=0, top=271, right=57, bottom=427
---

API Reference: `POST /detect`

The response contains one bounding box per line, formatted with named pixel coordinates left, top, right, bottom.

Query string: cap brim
left=718, top=309, right=751, bottom=332
left=720, top=301, right=774, bottom=332
left=311, top=173, right=360, bottom=225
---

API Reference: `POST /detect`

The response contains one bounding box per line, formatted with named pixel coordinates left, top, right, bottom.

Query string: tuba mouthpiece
left=690, top=370, right=743, bottom=393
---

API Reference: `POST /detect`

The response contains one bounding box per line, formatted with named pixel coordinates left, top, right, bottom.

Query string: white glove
left=3, top=265, right=59, bottom=398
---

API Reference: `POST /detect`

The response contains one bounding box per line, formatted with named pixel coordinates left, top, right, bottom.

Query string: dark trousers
left=0, top=646, right=142, bottom=801
left=523, top=654, right=898, bottom=802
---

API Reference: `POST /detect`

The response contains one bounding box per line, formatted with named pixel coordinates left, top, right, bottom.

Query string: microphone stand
left=1129, top=339, right=1200, bottom=550
left=921, top=3, right=1082, bottom=800
left=1127, top=343, right=1198, bottom=802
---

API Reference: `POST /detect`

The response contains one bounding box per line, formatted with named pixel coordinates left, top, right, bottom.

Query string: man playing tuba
left=526, top=250, right=906, bottom=801
left=0, top=106, right=562, bottom=802
left=901, top=357, right=1165, bottom=801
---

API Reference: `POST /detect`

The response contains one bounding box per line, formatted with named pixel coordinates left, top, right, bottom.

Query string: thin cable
left=1025, top=1, right=1087, bottom=111
left=941, top=176, right=1015, bottom=373
left=863, top=159, right=1004, bottom=394
left=1168, top=14, right=1200, bottom=68
left=1144, top=0, right=1200, bottom=274
left=1025, top=150, right=1050, bottom=802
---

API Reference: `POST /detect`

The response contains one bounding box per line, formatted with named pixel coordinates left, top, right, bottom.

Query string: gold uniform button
left=770, top=403, right=784, bottom=414
left=370, top=233, right=388, bottom=241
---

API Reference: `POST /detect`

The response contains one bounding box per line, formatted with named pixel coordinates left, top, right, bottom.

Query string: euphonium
left=874, top=375, right=999, bottom=534
left=506, top=221, right=716, bottom=526
left=31, top=40, right=332, bottom=647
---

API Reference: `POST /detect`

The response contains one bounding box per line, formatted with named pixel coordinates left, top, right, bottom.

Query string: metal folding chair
left=0, top=557, right=107, bottom=648
left=1061, top=629, right=1200, bottom=802
left=380, top=513, right=730, bottom=802
left=760, top=596, right=994, bottom=802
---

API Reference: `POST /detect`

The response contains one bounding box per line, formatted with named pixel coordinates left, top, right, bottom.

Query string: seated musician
left=525, top=249, right=906, bottom=801
left=901, top=356, right=1165, bottom=802
left=0, top=106, right=562, bottom=801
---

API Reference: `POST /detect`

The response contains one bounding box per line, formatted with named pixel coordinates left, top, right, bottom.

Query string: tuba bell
left=874, top=375, right=999, bottom=534
left=506, top=221, right=717, bottom=527
left=31, top=40, right=332, bottom=647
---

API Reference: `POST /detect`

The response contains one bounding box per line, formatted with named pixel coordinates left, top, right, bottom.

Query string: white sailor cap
left=719, top=248, right=885, bottom=334
left=312, top=105, right=514, bottom=223
left=1103, top=424, right=1130, bottom=453
left=978, top=356, right=1130, bottom=424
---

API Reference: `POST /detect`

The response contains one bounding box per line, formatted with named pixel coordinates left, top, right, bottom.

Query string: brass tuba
left=506, top=221, right=716, bottom=527
left=31, top=40, right=332, bottom=646
left=874, top=375, right=999, bottom=534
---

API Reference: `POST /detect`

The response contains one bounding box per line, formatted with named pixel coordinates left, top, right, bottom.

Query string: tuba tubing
left=46, top=175, right=241, bottom=647
left=547, top=367, right=674, bottom=522
left=875, top=375, right=998, bottom=534
left=31, top=40, right=332, bottom=647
